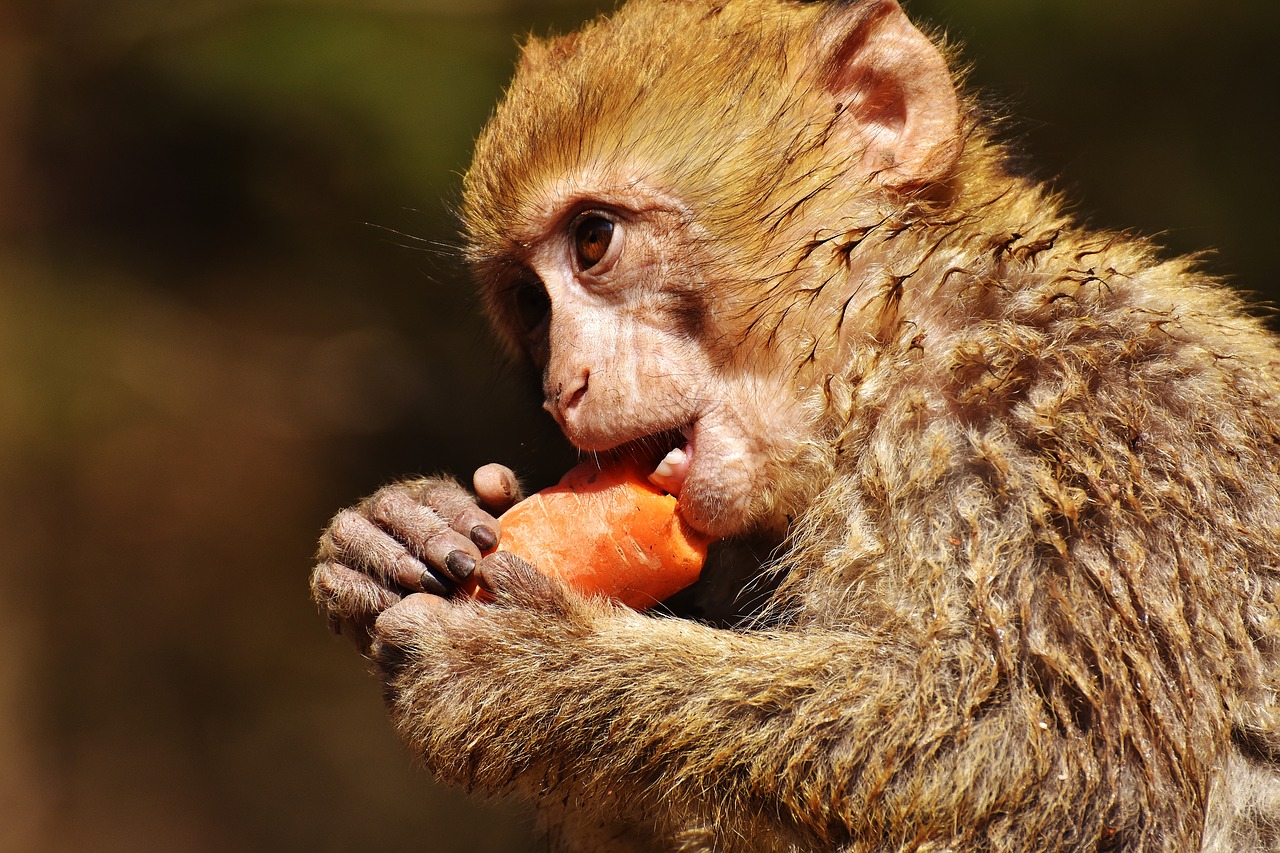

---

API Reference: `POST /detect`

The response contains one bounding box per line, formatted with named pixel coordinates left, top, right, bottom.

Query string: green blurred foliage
left=0, top=1, right=1274, bottom=851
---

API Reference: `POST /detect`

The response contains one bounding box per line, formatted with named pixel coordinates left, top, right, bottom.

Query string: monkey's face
left=484, top=177, right=816, bottom=540
left=462, top=0, right=965, bottom=538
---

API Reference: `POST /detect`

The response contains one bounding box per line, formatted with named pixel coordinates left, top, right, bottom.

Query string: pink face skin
left=486, top=176, right=821, bottom=540
left=463, top=0, right=969, bottom=545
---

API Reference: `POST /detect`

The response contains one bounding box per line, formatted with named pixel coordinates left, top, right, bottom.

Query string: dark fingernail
left=470, top=525, right=498, bottom=552
left=444, top=550, right=477, bottom=581
left=419, top=570, right=452, bottom=596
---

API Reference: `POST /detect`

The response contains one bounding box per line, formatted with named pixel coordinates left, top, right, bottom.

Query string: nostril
left=565, top=371, right=590, bottom=410
left=545, top=369, right=591, bottom=422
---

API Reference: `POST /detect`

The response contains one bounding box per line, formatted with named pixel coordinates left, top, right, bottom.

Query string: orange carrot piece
left=462, top=459, right=711, bottom=609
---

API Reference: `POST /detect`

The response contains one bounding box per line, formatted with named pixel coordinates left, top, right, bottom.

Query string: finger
left=327, top=507, right=454, bottom=594
left=477, top=550, right=569, bottom=613
left=377, top=590, right=448, bottom=630
left=364, top=491, right=481, bottom=584
left=395, top=476, right=504, bottom=554
left=371, top=593, right=452, bottom=674
left=448, top=501, right=503, bottom=555
left=473, top=463, right=524, bottom=514
left=420, top=479, right=503, bottom=554
left=310, top=560, right=403, bottom=626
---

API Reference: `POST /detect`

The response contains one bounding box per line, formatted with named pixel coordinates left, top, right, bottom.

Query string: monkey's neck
left=808, top=162, right=1170, bottom=436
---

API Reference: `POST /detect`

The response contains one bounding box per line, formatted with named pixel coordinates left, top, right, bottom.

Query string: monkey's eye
left=573, top=214, right=615, bottom=271
left=511, top=275, right=550, bottom=335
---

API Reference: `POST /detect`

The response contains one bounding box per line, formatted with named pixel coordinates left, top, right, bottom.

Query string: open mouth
left=599, top=424, right=695, bottom=497
left=649, top=443, right=692, bottom=496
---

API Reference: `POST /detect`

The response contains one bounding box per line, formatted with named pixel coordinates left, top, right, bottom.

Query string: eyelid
left=570, top=208, right=616, bottom=237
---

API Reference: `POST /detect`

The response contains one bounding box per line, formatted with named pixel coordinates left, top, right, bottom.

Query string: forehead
left=461, top=0, right=823, bottom=265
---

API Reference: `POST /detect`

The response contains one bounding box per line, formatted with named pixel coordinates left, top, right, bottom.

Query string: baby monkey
left=312, top=1, right=1280, bottom=850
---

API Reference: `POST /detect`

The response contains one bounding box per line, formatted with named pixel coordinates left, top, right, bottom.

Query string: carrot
left=462, top=459, right=711, bottom=609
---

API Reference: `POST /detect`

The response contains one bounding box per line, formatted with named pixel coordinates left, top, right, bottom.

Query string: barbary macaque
left=311, top=0, right=1280, bottom=850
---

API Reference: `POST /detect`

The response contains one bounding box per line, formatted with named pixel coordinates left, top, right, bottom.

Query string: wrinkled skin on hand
left=370, top=552, right=579, bottom=687
left=311, top=463, right=527, bottom=655
left=312, top=465, right=618, bottom=812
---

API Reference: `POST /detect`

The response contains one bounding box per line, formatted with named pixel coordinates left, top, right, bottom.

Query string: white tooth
left=653, top=455, right=676, bottom=480
left=660, top=447, right=687, bottom=471
left=650, top=447, right=688, bottom=491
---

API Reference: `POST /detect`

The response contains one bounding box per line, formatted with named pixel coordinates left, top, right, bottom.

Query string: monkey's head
left=461, top=0, right=965, bottom=538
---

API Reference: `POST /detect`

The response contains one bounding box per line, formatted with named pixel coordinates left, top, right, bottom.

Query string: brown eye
left=574, top=215, right=614, bottom=270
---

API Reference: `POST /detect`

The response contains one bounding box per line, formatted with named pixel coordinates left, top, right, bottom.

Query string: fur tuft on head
left=462, top=0, right=967, bottom=279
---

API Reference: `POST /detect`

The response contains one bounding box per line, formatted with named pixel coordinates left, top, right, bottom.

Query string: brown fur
left=313, top=1, right=1280, bottom=849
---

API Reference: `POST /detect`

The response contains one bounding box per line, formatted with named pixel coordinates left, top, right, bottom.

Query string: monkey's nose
left=545, top=369, right=590, bottom=425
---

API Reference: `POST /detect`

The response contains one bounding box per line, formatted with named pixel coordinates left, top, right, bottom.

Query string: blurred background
left=1, top=0, right=1276, bottom=850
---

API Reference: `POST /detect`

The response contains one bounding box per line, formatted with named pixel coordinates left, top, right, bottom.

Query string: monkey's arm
left=371, top=558, right=1041, bottom=847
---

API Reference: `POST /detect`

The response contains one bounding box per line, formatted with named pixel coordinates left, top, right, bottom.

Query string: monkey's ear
left=811, top=0, right=961, bottom=189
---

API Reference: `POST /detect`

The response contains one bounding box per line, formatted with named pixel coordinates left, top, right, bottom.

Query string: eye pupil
left=575, top=216, right=614, bottom=269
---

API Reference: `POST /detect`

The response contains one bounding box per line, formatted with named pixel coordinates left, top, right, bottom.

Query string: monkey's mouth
left=608, top=425, right=695, bottom=497
left=649, top=442, right=693, bottom=496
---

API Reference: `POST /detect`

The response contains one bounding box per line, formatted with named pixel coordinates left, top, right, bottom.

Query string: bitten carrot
left=462, top=459, right=711, bottom=609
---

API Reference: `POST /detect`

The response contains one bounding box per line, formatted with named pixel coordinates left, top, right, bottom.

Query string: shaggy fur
left=315, top=1, right=1280, bottom=850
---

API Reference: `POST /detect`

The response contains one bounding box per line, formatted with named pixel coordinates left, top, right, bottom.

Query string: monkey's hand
left=366, top=551, right=604, bottom=781
left=310, top=463, right=523, bottom=654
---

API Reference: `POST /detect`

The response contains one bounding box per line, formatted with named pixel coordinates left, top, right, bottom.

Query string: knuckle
left=317, top=568, right=401, bottom=622
left=369, top=490, right=450, bottom=538
left=399, top=475, right=466, bottom=505
left=326, top=509, right=374, bottom=549
left=314, top=532, right=338, bottom=562
left=311, top=564, right=362, bottom=615
left=317, top=508, right=362, bottom=558
left=422, top=479, right=482, bottom=517
left=327, top=512, right=405, bottom=573
left=371, top=477, right=489, bottom=537
left=364, top=489, right=406, bottom=523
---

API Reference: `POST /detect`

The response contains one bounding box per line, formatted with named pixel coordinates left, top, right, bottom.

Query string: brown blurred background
left=0, top=1, right=1276, bottom=850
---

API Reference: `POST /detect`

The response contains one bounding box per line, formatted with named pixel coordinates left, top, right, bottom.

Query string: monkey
left=310, top=0, right=1280, bottom=850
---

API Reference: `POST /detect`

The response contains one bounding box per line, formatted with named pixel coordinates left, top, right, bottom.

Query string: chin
left=676, top=468, right=763, bottom=540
